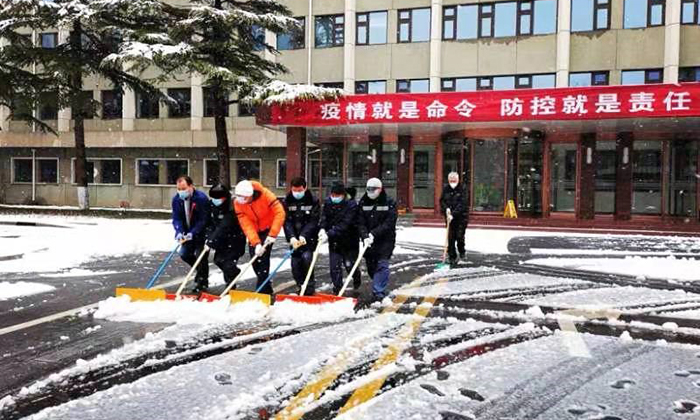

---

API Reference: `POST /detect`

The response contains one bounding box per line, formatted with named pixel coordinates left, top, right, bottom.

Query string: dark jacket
left=319, top=196, right=360, bottom=252
left=206, top=196, right=246, bottom=253
left=172, top=189, right=209, bottom=239
left=358, top=190, right=397, bottom=260
left=283, top=190, right=321, bottom=250
left=439, top=183, right=469, bottom=220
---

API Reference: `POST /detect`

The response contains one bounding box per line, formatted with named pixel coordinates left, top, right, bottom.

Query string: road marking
left=273, top=276, right=431, bottom=420
left=338, top=278, right=447, bottom=415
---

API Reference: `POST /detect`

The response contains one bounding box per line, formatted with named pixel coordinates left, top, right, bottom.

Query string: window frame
left=11, top=157, right=60, bottom=185
left=397, top=7, right=431, bottom=43
left=518, top=1, right=534, bottom=35
left=569, top=71, right=610, bottom=86
left=356, top=11, right=388, bottom=45
left=100, top=89, right=123, bottom=120
left=276, top=159, right=287, bottom=189
left=203, top=87, right=230, bottom=118
left=136, top=91, right=160, bottom=119
left=134, top=158, right=190, bottom=187
left=203, top=158, right=264, bottom=187
left=396, top=78, right=430, bottom=93
left=621, top=68, right=664, bottom=85
left=38, top=91, right=58, bottom=121
left=234, top=158, right=263, bottom=183
left=648, top=0, right=665, bottom=27
left=277, top=16, right=306, bottom=50
left=443, top=6, right=457, bottom=40
left=40, top=32, right=58, bottom=49
left=355, top=80, right=387, bottom=94
left=315, top=14, right=345, bottom=48
left=681, top=0, right=698, bottom=24
left=479, top=4, right=495, bottom=38
left=70, top=157, right=123, bottom=186
left=679, top=66, right=700, bottom=82
left=166, top=88, right=191, bottom=119
left=594, top=0, right=611, bottom=30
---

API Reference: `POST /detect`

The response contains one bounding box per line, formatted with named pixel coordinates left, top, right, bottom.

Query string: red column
left=286, top=127, right=307, bottom=185
left=397, top=134, right=412, bottom=212
left=615, top=132, right=634, bottom=221
left=368, top=134, right=383, bottom=179
left=578, top=132, right=596, bottom=220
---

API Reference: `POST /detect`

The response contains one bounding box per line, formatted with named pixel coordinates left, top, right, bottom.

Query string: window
left=441, top=77, right=477, bottom=92
left=167, top=88, right=191, bottom=118
left=251, top=25, right=266, bottom=52
left=518, top=2, right=533, bottom=35
left=357, top=11, right=387, bottom=45
left=204, top=160, right=219, bottom=186
left=315, top=14, right=344, bottom=48
left=569, top=71, right=610, bottom=86
left=443, top=5, right=478, bottom=40
left=15, top=158, right=60, bottom=184
left=11, top=96, right=32, bottom=121
left=314, top=82, right=344, bottom=89
left=136, top=91, right=160, bottom=119
left=624, top=0, right=664, bottom=28
left=101, top=90, right=122, bottom=119
left=277, top=159, right=287, bottom=189
left=238, top=102, right=256, bottom=117
left=446, top=1, right=556, bottom=39
left=679, top=67, right=700, bottom=82
left=398, top=8, right=431, bottom=43
left=572, top=0, right=611, bottom=32
left=397, top=79, right=430, bottom=93
left=494, top=2, right=517, bottom=37
left=533, top=0, right=557, bottom=34
left=71, top=158, right=122, bottom=185
left=473, top=140, right=505, bottom=211
left=681, top=0, right=698, bottom=23
left=40, top=32, right=57, bottom=49
left=480, top=4, right=495, bottom=37
left=136, top=159, right=188, bottom=185
left=39, top=92, right=58, bottom=120
left=621, top=69, right=663, bottom=85
left=277, top=17, right=305, bottom=50
left=76, top=91, right=95, bottom=119
left=355, top=80, right=387, bottom=94
left=444, top=73, right=554, bottom=91
left=236, top=159, right=261, bottom=182
left=632, top=140, right=662, bottom=214
left=203, top=88, right=230, bottom=118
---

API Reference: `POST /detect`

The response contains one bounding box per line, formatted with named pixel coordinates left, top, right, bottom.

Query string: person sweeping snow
left=233, top=180, right=286, bottom=295
left=206, top=183, right=247, bottom=289
left=283, top=177, right=321, bottom=296
left=439, top=172, right=469, bottom=268
left=172, top=175, right=210, bottom=293
left=358, top=178, right=397, bottom=302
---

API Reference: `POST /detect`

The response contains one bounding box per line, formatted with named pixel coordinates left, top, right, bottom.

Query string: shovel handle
left=338, top=242, right=368, bottom=297
left=175, top=245, right=210, bottom=298
left=255, top=249, right=293, bottom=293
left=299, top=243, right=322, bottom=296
left=442, top=217, right=451, bottom=264
left=219, top=253, right=259, bottom=297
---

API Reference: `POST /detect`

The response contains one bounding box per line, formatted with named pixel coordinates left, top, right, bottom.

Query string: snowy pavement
left=2, top=216, right=700, bottom=419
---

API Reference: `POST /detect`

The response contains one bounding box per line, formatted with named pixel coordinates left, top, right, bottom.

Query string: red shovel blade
left=165, top=293, right=199, bottom=301
left=198, top=293, right=221, bottom=302
left=275, top=293, right=357, bottom=305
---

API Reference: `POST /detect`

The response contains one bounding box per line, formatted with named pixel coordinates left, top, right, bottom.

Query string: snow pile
left=0, top=281, right=55, bottom=300
left=249, top=80, right=342, bottom=106
left=269, top=298, right=360, bottom=326
left=526, top=255, right=700, bottom=282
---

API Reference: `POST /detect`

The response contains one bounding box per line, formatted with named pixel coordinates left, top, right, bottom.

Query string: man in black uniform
left=439, top=172, right=469, bottom=268
left=206, top=183, right=247, bottom=288
left=357, top=177, right=397, bottom=302
left=283, top=177, right=321, bottom=295
left=319, top=182, right=361, bottom=295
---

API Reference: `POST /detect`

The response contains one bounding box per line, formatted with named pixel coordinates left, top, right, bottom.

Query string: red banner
left=260, top=83, right=700, bottom=127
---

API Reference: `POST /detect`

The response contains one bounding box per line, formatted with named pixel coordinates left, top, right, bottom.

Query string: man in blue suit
left=172, top=175, right=210, bottom=293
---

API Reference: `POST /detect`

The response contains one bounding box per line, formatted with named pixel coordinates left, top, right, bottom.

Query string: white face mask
left=367, top=190, right=380, bottom=200
left=449, top=182, right=458, bottom=189
left=236, top=196, right=249, bottom=204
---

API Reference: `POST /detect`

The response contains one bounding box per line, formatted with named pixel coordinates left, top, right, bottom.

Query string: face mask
left=449, top=182, right=458, bottom=189
left=178, top=190, right=190, bottom=200
left=236, top=196, right=248, bottom=204
left=367, top=190, right=380, bottom=200
left=292, top=191, right=305, bottom=200
left=211, top=198, right=224, bottom=207
left=330, top=196, right=343, bottom=204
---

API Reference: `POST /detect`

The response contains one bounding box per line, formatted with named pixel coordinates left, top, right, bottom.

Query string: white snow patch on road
left=39, top=269, right=121, bottom=278
left=523, top=286, right=700, bottom=310
left=526, top=255, right=700, bottom=282
left=0, top=281, right=55, bottom=300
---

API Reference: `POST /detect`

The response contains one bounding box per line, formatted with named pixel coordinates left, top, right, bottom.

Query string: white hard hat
left=366, top=177, right=382, bottom=189
left=234, top=180, right=254, bottom=197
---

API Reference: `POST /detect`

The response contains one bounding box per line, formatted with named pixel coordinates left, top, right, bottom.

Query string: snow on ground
left=38, top=269, right=121, bottom=278
left=0, top=215, right=174, bottom=273
left=0, top=281, right=55, bottom=300
left=523, top=286, right=700, bottom=310
left=526, top=255, right=700, bottom=282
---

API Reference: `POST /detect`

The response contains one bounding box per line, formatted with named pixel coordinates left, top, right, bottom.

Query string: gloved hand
left=264, top=236, right=276, bottom=247
left=318, top=229, right=328, bottom=244
left=446, top=208, right=453, bottom=223
left=290, top=237, right=301, bottom=250
left=363, top=233, right=374, bottom=248
left=175, top=232, right=184, bottom=242
left=184, top=233, right=193, bottom=242
left=255, top=244, right=266, bottom=257
left=299, top=236, right=307, bottom=246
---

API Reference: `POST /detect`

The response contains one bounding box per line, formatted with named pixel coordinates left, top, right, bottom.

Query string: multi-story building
left=2, top=0, right=700, bottom=232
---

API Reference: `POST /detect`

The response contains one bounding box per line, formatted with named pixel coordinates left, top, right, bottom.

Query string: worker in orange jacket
left=233, top=180, right=286, bottom=294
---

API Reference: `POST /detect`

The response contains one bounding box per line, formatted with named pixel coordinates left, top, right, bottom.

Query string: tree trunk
left=71, top=21, right=89, bottom=210
left=214, top=88, right=231, bottom=187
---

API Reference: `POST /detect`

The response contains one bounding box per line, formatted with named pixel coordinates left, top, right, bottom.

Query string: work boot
left=449, top=258, right=459, bottom=269
left=191, top=278, right=209, bottom=294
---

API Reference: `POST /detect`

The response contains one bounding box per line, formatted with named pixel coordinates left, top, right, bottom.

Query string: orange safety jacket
left=234, top=181, right=286, bottom=246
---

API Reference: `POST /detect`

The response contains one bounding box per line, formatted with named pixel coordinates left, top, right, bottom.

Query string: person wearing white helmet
left=357, top=177, right=397, bottom=302
left=233, top=179, right=286, bottom=295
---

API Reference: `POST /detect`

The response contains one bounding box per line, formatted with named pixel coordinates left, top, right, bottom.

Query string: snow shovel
left=166, top=245, right=211, bottom=300
left=229, top=248, right=293, bottom=307
left=435, top=216, right=451, bottom=271
left=197, top=248, right=264, bottom=303
left=115, top=243, right=180, bottom=302
left=275, top=241, right=323, bottom=303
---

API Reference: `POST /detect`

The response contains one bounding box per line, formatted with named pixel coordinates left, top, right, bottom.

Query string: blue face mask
left=292, top=191, right=305, bottom=200
left=211, top=198, right=224, bottom=207
left=331, top=196, right=343, bottom=204
left=178, top=190, right=190, bottom=200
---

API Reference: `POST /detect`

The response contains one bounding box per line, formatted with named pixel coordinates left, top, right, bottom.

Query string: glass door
left=632, top=140, right=662, bottom=215
left=595, top=141, right=617, bottom=214
left=413, top=144, right=436, bottom=208
left=516, top=138, right=543, bottom=214
left=668, top=140, right=698, bottom=218
left=549, top=143, right=577, bottom=212
left=472, top=140, right=506, bottom=212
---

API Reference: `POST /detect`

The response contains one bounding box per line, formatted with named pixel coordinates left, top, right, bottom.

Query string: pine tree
left=107, top=0, right=339, bottom=187
left=0, top=0, right=167, bottom=209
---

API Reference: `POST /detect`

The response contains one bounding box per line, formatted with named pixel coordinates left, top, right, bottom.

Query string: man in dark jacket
left=439, top=172, right=469, bottom=268
left=319, top=182, right=361, bottom=295
left=206, top=183, right=247, bottom=288
left=283, top=177, right=321, bottom=295
left=358, top=177, right=397, bottom=302
left=172, top=175, right=210, bottom=293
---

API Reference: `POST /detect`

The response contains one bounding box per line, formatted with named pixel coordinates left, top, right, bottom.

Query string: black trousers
left=179, top=237, right=210, bottom=286
left=291, top=246, right=315, bottom=295
left=329, top=246, right=360, bottom=293
left=447, top=218, right=467, bottom=261
left=213, top=242, right=245, bottom=286
left=247, top=230, right=273, bottom=295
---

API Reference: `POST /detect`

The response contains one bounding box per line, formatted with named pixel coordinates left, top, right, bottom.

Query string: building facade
left=2, top=0, right=700, bottom=232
